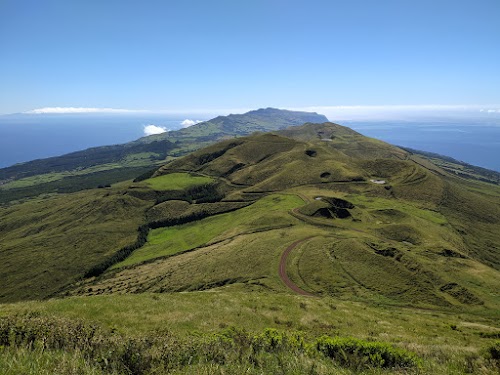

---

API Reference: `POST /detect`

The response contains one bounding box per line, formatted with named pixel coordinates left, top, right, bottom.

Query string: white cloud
left=25, top=107, right=145, bottom=114
left=181, top=119, right=203, bottom=128
left=143, top=124, right=169, bottom=136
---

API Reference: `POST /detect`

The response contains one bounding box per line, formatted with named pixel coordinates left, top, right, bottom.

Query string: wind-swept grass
left=1, top=293, right=500, bottom=374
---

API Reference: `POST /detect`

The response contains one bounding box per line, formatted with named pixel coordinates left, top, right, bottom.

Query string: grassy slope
left=402, top=146, right=500, bottom=185
left=1, top=292, right=499, bottom=374
left=114, top=194, right=303, bottom=268
left=1, top=292, right=498, bottom=347
left=60, top=128, right=500, bottom=311
left=2, top=123, right=500, bottom=373
left=0, top=184, right=154, bottom=302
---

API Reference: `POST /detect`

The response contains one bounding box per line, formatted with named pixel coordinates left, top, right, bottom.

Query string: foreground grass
left=1, top=292, right=499, bottom=374
left=0, top=315, right=420, bottom=375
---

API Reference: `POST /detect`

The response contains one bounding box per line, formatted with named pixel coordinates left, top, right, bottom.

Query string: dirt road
left=278, top=237, right=316, bottom=297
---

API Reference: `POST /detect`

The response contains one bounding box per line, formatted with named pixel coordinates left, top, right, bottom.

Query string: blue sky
left=1, top=0, right=499, bottom=115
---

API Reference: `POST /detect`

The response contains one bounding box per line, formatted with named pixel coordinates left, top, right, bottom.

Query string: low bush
left=315, top=336, right=420, bottom=369
left=155, top=182, right=223, bottom=204
left=484, top=340, right=500, bottom=360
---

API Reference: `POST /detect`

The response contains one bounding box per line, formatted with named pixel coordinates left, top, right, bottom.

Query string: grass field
left=142, top=172, right=214, bottom=191
left=114, top=194, right=304, bottom=268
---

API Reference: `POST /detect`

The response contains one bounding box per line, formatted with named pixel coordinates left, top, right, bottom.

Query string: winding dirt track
left=279, top=237, right=316, bottom=297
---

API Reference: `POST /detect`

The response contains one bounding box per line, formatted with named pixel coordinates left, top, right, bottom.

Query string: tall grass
left=0, top=315, right=423, bottom=374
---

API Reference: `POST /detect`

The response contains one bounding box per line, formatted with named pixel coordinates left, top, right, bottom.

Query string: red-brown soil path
left=278, top=237, right=316, bottom=297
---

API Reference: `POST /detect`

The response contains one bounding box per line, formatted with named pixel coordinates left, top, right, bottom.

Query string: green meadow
left=114, top=194, right=304, bottom=268
left=142, top=173, right=214, bottom=191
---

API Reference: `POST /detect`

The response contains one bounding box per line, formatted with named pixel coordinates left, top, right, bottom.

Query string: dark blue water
left=0, top=114, right=186, bottom=168
left=344, top=120, right=500, bottom=172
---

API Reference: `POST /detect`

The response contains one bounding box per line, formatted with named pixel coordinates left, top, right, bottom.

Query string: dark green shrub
left=84, top=224, right=150, bottom=278
left=484, top=340, right=500, bottom=360
left=133, top=168, right=158, bottom=182
left=316, top=336, right=419, bottom=368
left=154, top=183, right=223, bottom=204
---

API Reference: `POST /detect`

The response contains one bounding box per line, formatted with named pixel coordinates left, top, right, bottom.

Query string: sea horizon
left=1, top=114, right=499, bottom=173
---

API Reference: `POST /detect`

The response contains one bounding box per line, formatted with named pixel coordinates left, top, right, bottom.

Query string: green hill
left=1, top=120, right=500, bottom=374
left=64, top=123, right=499, bottom=306
left=0, top=108, right=327, bottom=204
left=145, top=107, right=329, bottom=143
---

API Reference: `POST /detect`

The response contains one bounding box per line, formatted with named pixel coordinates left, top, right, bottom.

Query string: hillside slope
left=2, top=121, right=500, bottom=374
left=59, top=123, right=500, bottom=312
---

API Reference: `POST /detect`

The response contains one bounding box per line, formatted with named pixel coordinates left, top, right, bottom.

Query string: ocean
left=345, top=119, right=500, bottom=172
left=0, top=115, right=499, bottom=172
left=0, top=114, right=189, bottom=168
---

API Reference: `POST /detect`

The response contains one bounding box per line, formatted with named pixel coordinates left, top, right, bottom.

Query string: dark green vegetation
left=0, top=166, right=154, bottom=204
left=1, top=111, right=500, bottom=374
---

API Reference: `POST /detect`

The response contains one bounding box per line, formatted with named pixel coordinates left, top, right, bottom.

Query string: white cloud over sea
left=181, top=119, right=202, bottom=128
left=143, top=124, right=168, bottom=136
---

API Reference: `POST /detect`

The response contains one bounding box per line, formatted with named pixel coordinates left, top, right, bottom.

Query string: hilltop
left=146, top=107, right=329, bottom=143
left=1, top=118, right=500, bottom=374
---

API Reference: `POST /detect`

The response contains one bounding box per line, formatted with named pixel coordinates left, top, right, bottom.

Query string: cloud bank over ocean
left=290, top=105, right=500, bottom=121
left=25, top=107, right=145, bottom=114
